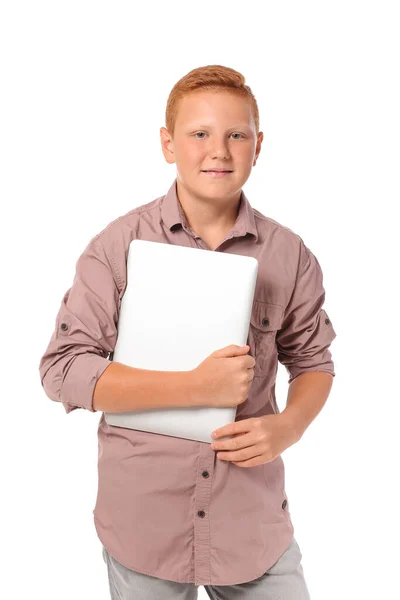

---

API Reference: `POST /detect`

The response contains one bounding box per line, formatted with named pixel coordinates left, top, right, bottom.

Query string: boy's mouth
left=201, top=170, right=233, bottom=178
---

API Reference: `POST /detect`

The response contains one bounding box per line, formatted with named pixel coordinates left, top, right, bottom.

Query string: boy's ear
left=253, top=131, right=264, bottom=165
left=160, top=127, right=175, bottom=165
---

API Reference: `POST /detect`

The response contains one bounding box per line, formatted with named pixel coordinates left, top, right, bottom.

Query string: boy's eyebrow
left=186, top=123, right=252, bottom=130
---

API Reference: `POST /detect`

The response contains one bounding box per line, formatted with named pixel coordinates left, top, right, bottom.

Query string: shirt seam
left=95, top=238, right=123, bottom=293
left=283, top=239, right=304, bottom=316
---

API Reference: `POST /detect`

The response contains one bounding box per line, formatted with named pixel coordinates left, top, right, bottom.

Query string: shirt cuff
left=62, top=354, right=113, bottom=413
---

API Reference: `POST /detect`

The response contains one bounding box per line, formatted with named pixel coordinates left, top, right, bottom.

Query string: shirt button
left=325, top=318, right=331, bottom=325
left=282, top=499, right=287, bottom=509
left=60, top=323, right=68, bottom=331
left=197, top=510, right=206, bottom=518
left=262, top=318, right=269, bottom=327
left=202, top=471, right=209, bottom=478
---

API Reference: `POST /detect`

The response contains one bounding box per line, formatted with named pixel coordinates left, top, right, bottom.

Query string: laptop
left=104, top=239, right=258, bottom=443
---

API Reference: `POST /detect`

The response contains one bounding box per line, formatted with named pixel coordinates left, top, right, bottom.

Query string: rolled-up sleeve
left=276, top=240, right=337, bottom=384
left=38, top=236, right=121, bottom=413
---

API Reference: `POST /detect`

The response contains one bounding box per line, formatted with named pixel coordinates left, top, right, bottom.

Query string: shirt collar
left=160, top=178, right=258, bottom=242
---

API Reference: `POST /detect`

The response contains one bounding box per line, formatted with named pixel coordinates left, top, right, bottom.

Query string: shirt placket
left=179, top=220, right=241, bottom=584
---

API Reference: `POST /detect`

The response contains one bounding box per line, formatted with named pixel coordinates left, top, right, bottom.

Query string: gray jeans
left=102, top=536, right=311, bottom=599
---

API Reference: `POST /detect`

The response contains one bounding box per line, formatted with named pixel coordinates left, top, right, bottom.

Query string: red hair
left=165, top=64, right=260, bottom=138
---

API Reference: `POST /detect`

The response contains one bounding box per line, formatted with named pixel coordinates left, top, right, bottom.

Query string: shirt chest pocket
left=248, top=301, right=285, bottom=377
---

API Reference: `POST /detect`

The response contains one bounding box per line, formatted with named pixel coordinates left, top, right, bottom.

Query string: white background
left=1, top=1, right=399, bottom=598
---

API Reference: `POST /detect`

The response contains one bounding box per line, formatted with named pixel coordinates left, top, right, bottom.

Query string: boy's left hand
left=210, top=414, right=298, bottom=467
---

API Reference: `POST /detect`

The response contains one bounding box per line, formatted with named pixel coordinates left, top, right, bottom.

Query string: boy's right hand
left=191, top=344, right=255, bottom=408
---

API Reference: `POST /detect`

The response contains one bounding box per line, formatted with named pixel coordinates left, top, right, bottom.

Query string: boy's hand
left=210, top=413, right=298, bottom=467
left=191, top=344, right=255, bottom=409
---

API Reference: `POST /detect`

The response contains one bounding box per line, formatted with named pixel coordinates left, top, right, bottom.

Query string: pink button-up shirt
left=39, top=178, right=336, bottom=586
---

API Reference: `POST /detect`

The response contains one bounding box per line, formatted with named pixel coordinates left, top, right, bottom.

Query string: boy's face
left=160, top=90, right=263, bottom=199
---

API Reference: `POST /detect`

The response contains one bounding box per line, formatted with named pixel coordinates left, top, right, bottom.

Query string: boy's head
left=160, top=65, right=263, bottom=201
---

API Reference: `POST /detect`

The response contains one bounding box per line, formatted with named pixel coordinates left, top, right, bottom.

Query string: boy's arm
left=92, top=361, right=199, bottom=412
left=280, top=371, right=333, bottom=441
left=276, top=239, right=337, bottom=437
left=39, top=236, right=199, bottom=414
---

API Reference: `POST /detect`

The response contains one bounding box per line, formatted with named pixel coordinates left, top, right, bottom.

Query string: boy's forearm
left=280, top=371, right=334, bottom=441
left=92, top=361, right=199, bottom=412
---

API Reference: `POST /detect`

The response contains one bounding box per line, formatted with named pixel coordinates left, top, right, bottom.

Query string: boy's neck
left=176, top=178, right=242, bottom=249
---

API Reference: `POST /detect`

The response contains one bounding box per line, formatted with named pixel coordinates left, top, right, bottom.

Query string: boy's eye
left=194, top=132, right=243, bottom=139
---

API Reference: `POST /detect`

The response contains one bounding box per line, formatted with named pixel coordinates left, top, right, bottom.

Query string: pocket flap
left=250, top=301, right=285, bottom=332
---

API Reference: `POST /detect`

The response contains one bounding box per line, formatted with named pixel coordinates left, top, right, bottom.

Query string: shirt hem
left=94, top=514, right=194, bottom=584
left=94, top=513, right=295, bottom=586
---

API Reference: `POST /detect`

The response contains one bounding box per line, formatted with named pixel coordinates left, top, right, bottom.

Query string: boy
left=39, top=64, right=336, bottom=599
